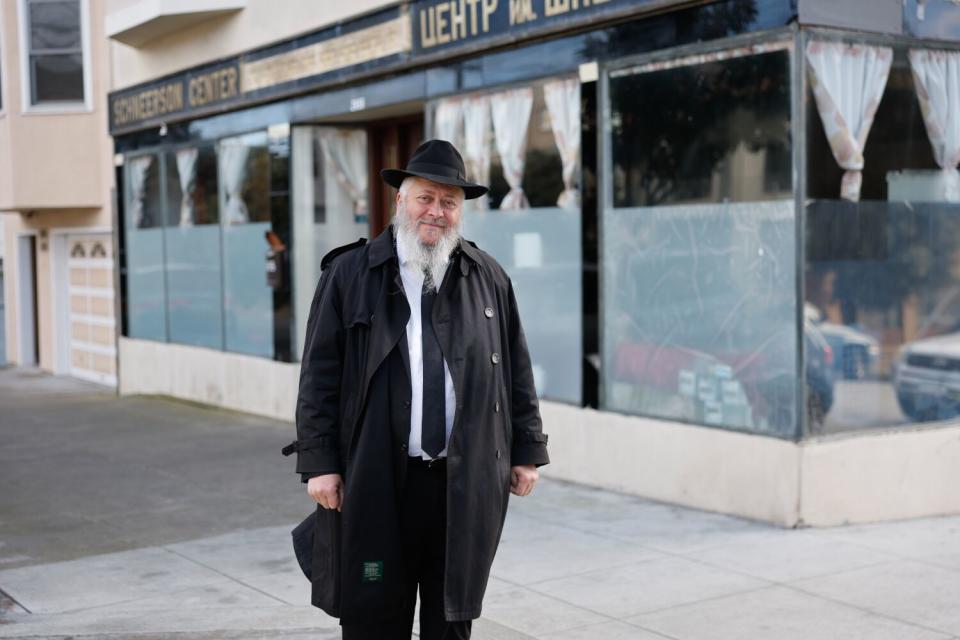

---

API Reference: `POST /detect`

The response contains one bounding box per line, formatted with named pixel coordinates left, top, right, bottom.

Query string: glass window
left=219, top=131, right=274, bottom=358
left=603, top=43, right=798, bottom=437
left=805, top=40, right=960, bottom=434
left=26, top=0, right=85, bottom=104
left=124, top=153, right=167, bottom=341
left=290, top=126, right=369, bottom=360
left=430, top=75, right=584, bottom=404
left=163, top=146, right=223, bottom=349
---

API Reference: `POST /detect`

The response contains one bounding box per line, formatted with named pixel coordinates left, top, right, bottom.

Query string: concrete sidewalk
left=1, top=367, right=959, bottom=639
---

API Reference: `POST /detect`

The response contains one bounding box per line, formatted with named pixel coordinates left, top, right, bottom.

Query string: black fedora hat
left=380, top=139, right=488, bottom=200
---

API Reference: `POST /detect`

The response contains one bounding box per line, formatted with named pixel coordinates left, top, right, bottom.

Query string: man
left=293, top=139, right=549, bottom=640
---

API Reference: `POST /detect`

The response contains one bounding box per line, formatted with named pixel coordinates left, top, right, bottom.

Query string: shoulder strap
left=320, top=237, right=367, bottom=271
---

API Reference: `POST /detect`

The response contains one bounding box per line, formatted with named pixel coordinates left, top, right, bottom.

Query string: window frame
left=17, top=0, right=92, bottom=113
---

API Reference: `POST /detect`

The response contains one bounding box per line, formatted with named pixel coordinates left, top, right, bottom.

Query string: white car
left=894, top=332, right=960, bottom=422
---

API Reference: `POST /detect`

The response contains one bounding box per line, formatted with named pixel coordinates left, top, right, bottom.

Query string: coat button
left=403, top=400, right=411, bottom=409
left=484, top=307, right=494, bottom=318
left=496, top=449, right=501, bottom=459
left=495, top=401, right=500, bottom=413
left=400, top=443, right=408, bottom=452
left=491, top=352, right=500, bottom=365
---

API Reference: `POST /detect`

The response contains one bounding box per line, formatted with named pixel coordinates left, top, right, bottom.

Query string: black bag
left=291, top=511, right=315, bottom=581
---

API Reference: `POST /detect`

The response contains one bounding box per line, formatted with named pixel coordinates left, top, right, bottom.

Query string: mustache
left=418, top=217, right=449, bottom=228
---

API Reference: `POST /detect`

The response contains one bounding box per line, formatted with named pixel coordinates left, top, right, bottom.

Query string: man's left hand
left=510, top=465, right=539, bottom=497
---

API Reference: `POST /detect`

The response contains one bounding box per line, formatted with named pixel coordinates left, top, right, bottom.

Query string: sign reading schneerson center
left=109, top=0, right=677, bottom=134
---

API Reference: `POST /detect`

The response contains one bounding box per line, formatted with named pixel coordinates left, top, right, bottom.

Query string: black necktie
left=421, top=276, right=446, bottom=458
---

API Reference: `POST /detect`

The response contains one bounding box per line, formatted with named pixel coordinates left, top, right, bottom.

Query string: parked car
left=894, top=332, right=960, bottom=422
left=805, top=304, right=879, bottom=380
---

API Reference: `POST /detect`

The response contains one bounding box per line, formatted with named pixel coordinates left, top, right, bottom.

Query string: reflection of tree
left=580, top=0, right=761, bottom=61
left=611, top=49, right=790, bottom=207
left=807, top=201, right=960, bottom=334
left=242, top=147, right=271, bottom=223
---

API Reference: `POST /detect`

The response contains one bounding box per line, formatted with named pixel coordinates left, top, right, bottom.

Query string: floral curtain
left=463, top=96, right=492, bottom=211
left=806, top=41, right=893, bottom=201
left=543, top=78, right=581, bottom=209
left=128, top=155, right=154, bottom=228
left=909, top=48, right=960, bottom=202
left=317, top=128, right=369, bottom=221
left=220, top=140, right=251, bottom=224
left=491, top=87, right=534, bottom=210
left=175, top=148, right=198, bottom=227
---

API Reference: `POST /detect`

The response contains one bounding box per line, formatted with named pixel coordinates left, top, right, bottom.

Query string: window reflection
left=604, top=44, right=798, bottom=437
left=124, top=153, right=167, bottom=341
left=805, top=44, right=960, bottom=433
left=611, top=47, right=792, bottom=208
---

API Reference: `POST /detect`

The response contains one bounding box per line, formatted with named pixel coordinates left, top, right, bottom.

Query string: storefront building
left=108, top=0, right=960, bottom=525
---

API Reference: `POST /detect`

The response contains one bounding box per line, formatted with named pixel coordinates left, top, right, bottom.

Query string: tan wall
left=0, top=0, right=115, bottom=211
left=108, top=0, right=399, bottom=90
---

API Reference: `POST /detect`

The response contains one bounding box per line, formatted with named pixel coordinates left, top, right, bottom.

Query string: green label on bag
left=362, top=561, right=384, bottom=583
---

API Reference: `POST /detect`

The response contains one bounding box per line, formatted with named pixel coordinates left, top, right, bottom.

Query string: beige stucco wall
left=0, top=0, right=115, bottom=375
left=0, top=0, right=115, bottom=211
left=108, top=0, right=400, bottom=90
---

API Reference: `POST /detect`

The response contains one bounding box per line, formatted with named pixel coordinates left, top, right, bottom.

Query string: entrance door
left=369, top=116, right=424, bottom=235
left=66, top=234, right=116, bottom=385
left=17, top=235, right=38, bottom=366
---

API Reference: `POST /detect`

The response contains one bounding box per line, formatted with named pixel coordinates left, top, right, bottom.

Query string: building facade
left=1, top=0, right=118, bottom=385
left=107, top=0, right=960, bottom=526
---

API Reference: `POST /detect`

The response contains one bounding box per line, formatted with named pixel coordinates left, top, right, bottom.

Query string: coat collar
left=368, top=225, right=481, bottom=276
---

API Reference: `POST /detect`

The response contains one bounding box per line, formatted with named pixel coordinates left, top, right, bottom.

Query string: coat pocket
left=310, top=505, right=342, bottom=617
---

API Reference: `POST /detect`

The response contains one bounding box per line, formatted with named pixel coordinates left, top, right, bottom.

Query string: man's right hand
left=308, top=474, right=344, bottom=511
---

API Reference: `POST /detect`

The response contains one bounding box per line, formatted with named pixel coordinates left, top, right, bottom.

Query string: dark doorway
left=368, top=115, right=424, bottom=235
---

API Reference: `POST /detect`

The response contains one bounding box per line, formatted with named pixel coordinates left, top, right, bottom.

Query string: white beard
left=394, top=199, right=461, bottom=291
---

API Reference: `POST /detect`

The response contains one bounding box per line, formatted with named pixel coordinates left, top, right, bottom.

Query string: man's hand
left=308, top=474, right=344, bottom=511
left=510, top=465, right=538, bottom=497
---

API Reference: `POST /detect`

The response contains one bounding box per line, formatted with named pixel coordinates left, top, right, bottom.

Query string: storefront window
left=161, top=146, right=223, bottom=350
left=220, top=131, right=274, bottom=358
left=122, top=128, right=288, bottom=360
left=805, top=40, right=960, bottom=434
left=290, top=126, right=369, bottom=359
left=431, top=75, right=583, bottom=404
left=124, top=153, right=167, bottom=342
left=603, top=43, right=798, bottom=437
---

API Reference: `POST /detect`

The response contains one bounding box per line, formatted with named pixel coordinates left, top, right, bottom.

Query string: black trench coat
left=294, top=226, right=549, bottom=624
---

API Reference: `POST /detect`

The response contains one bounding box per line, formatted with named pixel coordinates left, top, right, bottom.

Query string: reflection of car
left=805, top=304, right=879, bottom=380
left=805, top=320, right=835, bottom=428
left=894, top=332, right=960, bottom=422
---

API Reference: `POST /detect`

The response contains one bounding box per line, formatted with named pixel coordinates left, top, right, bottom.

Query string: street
left=1, top=367, right=959, bottom=639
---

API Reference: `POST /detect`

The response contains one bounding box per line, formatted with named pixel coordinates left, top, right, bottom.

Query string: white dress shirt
left=396, top=240, right=457, bottom=459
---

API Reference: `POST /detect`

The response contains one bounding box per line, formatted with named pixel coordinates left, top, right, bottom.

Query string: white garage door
left=67, top=234, right=117, bottom=386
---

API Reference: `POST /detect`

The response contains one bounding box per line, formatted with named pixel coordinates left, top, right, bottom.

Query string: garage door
left=68, top=234, right=116, bottom=386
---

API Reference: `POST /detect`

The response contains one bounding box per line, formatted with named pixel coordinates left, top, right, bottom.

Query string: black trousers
left=341, top=458, right=472, bottom=640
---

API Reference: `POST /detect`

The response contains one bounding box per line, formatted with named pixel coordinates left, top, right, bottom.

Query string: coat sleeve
left=295, top=262, right=346, bottom=482
left=506, top=279, right=550, bottom=467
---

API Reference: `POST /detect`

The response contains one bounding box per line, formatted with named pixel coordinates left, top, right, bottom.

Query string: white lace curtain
left=543, top=78, right=581, bottom=209
left=806, top=41, right=893, bottom=201
left=175, top=148, right=198, bottom=227
left=220, top=140, right=251, bottom=224
left=128, top=155, right=154, bottom=228
left=491, top=87, right=534, bottom=210
left=433, top=99, right=464, bottom=151
left=909, top=48, right=960, bottom=202
left=463, top=96, right=492, bottom=211
left=317, top=128, right=369, bottom=220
